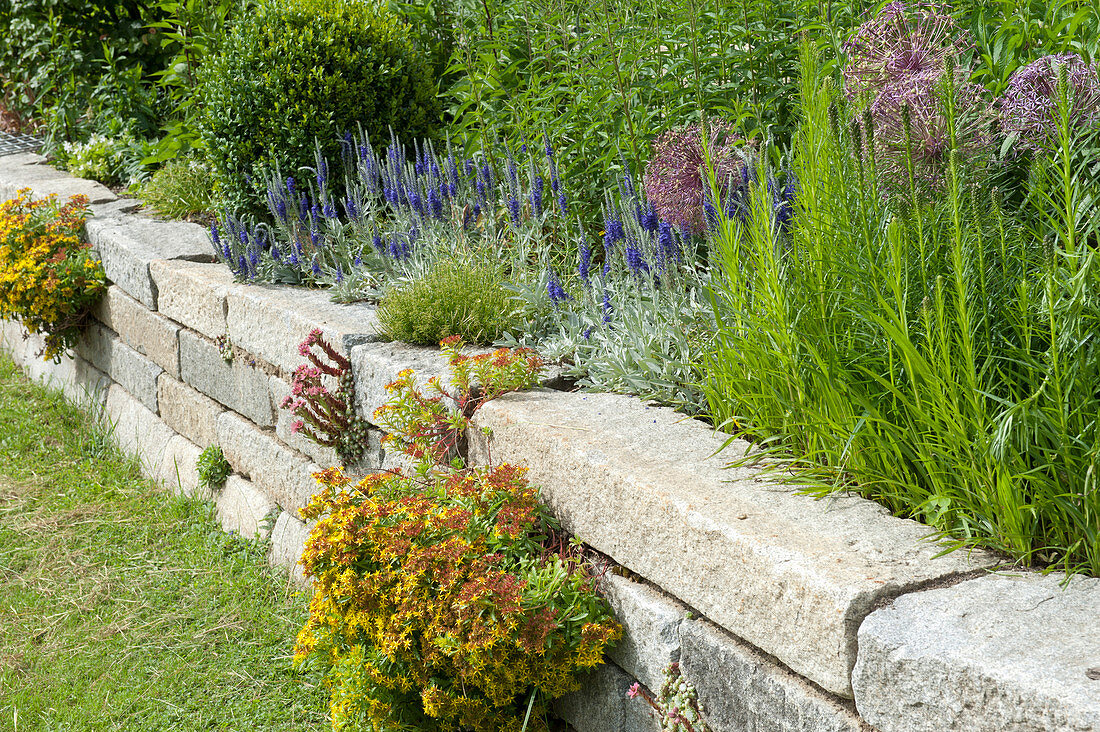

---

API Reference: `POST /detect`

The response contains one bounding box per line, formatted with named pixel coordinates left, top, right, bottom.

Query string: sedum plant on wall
left=0, top=189, right=105, bottom=360
left=294, top=339, right=620, bottom=731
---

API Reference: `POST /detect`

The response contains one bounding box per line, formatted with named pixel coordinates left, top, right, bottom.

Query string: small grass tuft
left=141, top=157, right=217, bottom=222
left=377, top=258, right=522, bottom=346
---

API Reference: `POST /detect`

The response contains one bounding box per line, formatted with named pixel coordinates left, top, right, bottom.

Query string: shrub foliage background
left=197, top=0, right=442, bottom=215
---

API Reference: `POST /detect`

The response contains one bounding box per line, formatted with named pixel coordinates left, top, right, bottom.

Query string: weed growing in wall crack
left=196, top=445, right=230, bottom=489
left=281, top=328, right=370, bottom=466
left=628, top=662, right=712, bottom=732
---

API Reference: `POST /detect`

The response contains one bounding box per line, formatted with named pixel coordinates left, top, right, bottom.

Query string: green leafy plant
left=0, top=1, right=171, bottom=142
left=196, top=444, right=230, bottom=489
left=53, top=132, right=152, bottom=188
left=197, top=0, right=441, bottom=215
left=144, top=0, right=242, bottom=164
left=704, top=40, right=1100, bottom=575
left=141, top=156, right=217, bottom=220
left=378, top=259, right=522, bottom=346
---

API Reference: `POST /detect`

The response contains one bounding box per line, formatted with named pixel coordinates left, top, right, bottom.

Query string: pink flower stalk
left=643, top=122, right=749, bottom=235
left=999, top=53, right=1100, bottom=151
left=627, top=682, right=642, bottom=699
left=843, top=1, right=971, bottom=100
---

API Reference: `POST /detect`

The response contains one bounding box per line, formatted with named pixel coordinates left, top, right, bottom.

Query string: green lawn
left=0, top=354, right=327, bottom=730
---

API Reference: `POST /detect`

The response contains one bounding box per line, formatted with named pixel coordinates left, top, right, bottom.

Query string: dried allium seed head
left=999, top=53, right=1100, bottom=151
left=643, top=122, right=749, bottom=235
left=869, top=70, right=993, bottom=189
left=843, top=1, right=971, bottom=100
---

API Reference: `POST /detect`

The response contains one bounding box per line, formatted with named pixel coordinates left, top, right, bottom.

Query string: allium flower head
left=643, top=122, right=749, bottom=235
left=1000, top=53, right=1100, bottom=151
left=843, top=2, right=971, bottom=100
left=869, top=70, right=993, bottom=189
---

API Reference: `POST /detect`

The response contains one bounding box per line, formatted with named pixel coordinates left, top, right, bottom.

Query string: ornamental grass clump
left=377, top=259, right=521, bottom=346
left=705, top=40, right=1100, bottom=576
left=141, top=157, right=217, bottom=221
left=0, top=189, right=104, bottom=360
left=295, top=339, right=619, bottom=731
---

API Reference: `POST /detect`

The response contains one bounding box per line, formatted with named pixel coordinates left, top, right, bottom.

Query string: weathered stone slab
left=105, top=383, right=177, bottom=478
left=77, top=323, right=162, bottom=413
left=853, top=572, right=1100, bottom=732
left=216, top=475, right=277, bottom=539
left=88, top=199, right=142, bottom=220
left=350, top=341, right=458, bottom=423
left=601, top=574, right=687, bottom=693
left=226, top=283, right=379, bottom=376
left=154, top=434, right=213, bottom=501
left=269, top=511, right=313, bottom=584
left=216, top=411, right=322, bottom=514
left=156, top=374, right=225, bottom=449
left=178, top=329, right=273, bottom=427
left=94, top=285, right=180, bottom=377
left=468, top=390, right=1000, bottom=697
left=149, top=259, right=234, bottom=340
left=555, top=662, right=661, bottom=732
left=0, top=152, right=116, bottom=204
left=86, top=215, right=215, bottom=309
left=680, top=619, right=868, bottom=732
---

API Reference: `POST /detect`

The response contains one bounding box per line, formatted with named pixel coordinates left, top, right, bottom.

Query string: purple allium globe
left=869, top=70, right=993, bottom=190
left=643, top=122, right=749, bottom=235
left=843, top=1, right=971, bottom=101
left=999, top=53, right=1100, bottom=151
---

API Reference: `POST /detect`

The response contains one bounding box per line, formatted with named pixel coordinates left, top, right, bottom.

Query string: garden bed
left=2, top=152, right=1098, bottom=731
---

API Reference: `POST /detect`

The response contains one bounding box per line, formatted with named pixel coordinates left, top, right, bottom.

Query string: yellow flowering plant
left=295, top=340, right=621, bottom=731
left=0, top=189, right=105, bottom=360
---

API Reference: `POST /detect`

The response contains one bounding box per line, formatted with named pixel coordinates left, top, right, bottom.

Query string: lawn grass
left=0, top=354, right=328, bottom=730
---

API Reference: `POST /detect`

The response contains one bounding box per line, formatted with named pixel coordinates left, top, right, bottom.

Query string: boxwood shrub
left=198, top=0, right=441, bottom=215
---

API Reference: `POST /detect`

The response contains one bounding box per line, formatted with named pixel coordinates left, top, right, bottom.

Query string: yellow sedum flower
left=0, top=189, right=104, bottom=360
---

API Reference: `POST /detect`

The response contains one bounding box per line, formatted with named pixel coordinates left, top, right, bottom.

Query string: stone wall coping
left=468, top=389, right=1002, bottom=697
left=852, top=572, right=1100, bottom=731
left=0, top=152, right=117, bottom=204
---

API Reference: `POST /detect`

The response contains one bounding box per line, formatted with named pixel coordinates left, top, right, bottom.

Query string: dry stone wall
left=2, top=152, right=1098, bottom=732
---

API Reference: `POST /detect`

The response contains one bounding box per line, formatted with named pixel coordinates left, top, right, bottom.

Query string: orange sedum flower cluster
left=0, top=189, right=104, bottom=360
left=295, top=340, right=620, bottom=731
left=296, top=466, right=620, bottom=732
